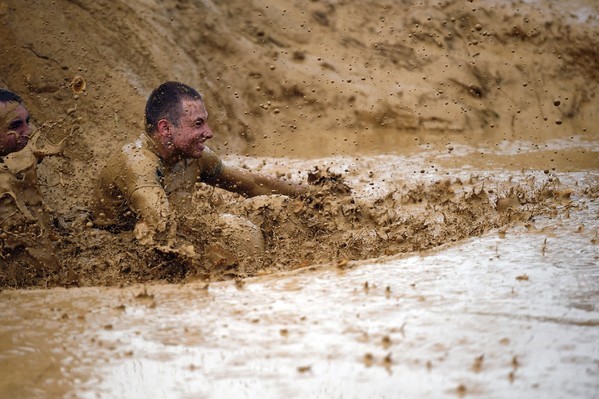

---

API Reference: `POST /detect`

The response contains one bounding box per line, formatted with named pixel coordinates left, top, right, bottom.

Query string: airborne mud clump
left=1, top=0, right=598, bottom=288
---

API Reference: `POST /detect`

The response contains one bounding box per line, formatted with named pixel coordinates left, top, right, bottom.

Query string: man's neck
left=144, top=131, right=182, bottom=165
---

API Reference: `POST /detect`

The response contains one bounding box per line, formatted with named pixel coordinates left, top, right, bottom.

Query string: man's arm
left=129, top=185, right=170, bottom=244
left=207, top=163, right=306, bottom=198
left=100, top=147, right=172, bottom=244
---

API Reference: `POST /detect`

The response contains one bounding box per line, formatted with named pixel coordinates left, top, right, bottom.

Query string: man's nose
left=22, top=123, right=32, bottom=136
left=203, top=126, right=214, bottom=139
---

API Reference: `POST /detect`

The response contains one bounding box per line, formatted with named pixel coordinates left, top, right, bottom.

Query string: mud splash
left=1, top=148, right=581, bottom=288
left=0, top=187, right=597, bottom=399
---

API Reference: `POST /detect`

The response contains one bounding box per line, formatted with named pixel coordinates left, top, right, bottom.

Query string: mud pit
left=0, top=0, right=598, bottom=397
left=1, top=186, right=598, bottom=398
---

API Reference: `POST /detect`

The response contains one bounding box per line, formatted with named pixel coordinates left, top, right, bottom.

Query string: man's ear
left=156, top=119, right=171, bottom=137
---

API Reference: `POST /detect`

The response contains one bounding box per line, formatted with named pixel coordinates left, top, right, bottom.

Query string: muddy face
left=0, top=102, right=31, bottom=156
left=166, top=99, right=214, bottom=160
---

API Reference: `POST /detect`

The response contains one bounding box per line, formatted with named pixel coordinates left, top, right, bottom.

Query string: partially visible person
left=0, top=89, right=31, bottom=156
left=0, top=88, right=60, bottom=284
left=94, top=81, right=306, bottom=266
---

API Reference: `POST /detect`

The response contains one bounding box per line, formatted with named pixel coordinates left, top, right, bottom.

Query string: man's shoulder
left=101, top=134, right=160, bottom=182
left=109, top=135, right=158, bottom=165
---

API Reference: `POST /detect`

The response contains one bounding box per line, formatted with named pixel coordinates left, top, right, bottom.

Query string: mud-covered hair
left=145, top=81, right=202, bottom=134
left=0, top=88, right=24, bottom=104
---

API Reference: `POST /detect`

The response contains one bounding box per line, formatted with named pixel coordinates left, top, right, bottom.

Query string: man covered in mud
left=0, top=90, right=31, bottom=157
left=94, top=81, right=306, bottom=266
left=0, top=89, right=61, bottom=283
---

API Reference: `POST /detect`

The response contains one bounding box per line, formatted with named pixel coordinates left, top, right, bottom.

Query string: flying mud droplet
left=70, top=75, right=86, bottom=94
left=555, top=119, right=562, bottom=125
left=297, top=365, right=311, bottom=373
left=512, top=356, right=520, bottom=368
left=383, top=353, right=393, bottom=369
left=471, top=354, right=484, bottom=372
left=553, top=99, right=561, bottom=106
left=382, top=335, right=391, bottom=349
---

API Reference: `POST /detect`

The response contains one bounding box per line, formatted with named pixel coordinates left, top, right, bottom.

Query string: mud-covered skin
left=0, top=102, right=31, bottom=157
left=0, top=146, right=60, bottom=287
left=93, top=93, right=304, bottom=270
left=0, top=163, right=39, bottom=250
left=94, top=133, right=223, bottom=240
left=93, top=130, right=276, bottom=276
left=0, top=96, right=65, bottom=286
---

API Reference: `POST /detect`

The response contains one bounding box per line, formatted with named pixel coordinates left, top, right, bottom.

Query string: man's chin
left=188, top=148, right=204, bottom=158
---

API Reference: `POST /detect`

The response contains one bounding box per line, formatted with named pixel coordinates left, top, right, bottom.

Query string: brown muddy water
left=2, top=0, right=599, bottom=396
left=1, top=139, right=597, bottom=399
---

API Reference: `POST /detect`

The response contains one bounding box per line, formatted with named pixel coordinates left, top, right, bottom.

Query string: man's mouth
left=193, top=141, right=205, bottom=154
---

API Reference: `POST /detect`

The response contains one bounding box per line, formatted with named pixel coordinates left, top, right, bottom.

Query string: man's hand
left=135, top=219, right=200, bottom=262
left=134, top=220, right=155, bottom=245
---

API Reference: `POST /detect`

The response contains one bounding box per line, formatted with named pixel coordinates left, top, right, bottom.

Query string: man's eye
left=9, top=121, right=23, bottom=130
